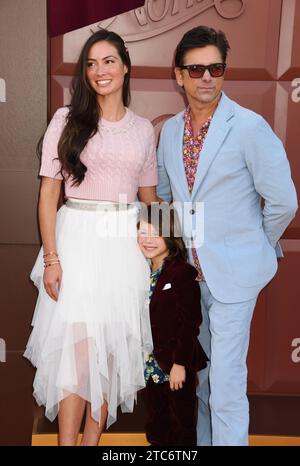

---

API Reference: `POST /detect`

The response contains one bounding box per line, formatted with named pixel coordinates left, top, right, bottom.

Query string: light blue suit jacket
left=157, top=92, right=298, bottom=303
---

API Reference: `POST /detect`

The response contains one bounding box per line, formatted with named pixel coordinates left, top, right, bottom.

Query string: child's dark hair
left=138, top=203, right=187, bottom=262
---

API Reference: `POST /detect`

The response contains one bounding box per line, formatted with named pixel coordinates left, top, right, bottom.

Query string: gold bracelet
left=44, top=258, right=60, bottom=263
left=44, top=261, right=60, bottom=268
left=43, top=251, right=58, bottom=258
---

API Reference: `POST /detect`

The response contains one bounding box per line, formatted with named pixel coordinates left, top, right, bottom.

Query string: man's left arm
left=244, top=116, right=298, bottom=249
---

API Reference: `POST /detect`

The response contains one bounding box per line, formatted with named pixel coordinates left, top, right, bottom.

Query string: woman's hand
left=137, top=186, right=160, bottom=205
left=169, top=363, right=186, bottom=391
left=43, top=263, right=63, bottom=302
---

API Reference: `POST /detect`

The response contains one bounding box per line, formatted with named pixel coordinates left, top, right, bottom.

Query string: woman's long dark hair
left=38, top=29, right=131, bottom=186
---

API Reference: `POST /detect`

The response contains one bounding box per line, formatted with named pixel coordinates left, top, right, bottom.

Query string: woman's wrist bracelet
left=43, top=251, right=58, bottom=258
left=44, top=260, right=60, bottom=268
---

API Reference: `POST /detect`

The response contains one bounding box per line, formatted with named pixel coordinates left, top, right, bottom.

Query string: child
left=138, top=204, right=208, bottom=446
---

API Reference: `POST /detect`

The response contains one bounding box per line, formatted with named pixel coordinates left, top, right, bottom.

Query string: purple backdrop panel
left=48, top=0, right=145, bottom=37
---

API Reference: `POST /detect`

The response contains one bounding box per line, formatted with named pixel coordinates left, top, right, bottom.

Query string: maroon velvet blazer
left=150, top=258, right=208, bottom=374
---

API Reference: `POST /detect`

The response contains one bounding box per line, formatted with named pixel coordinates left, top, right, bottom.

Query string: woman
left=24, top=29, right=158, bottom=446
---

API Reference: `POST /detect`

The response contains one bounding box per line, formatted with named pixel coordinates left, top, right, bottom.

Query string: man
left=156, top=26, right=298, bottom=446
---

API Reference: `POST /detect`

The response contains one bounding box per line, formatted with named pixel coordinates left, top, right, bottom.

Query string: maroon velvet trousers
left=142, top=370, right=198, bottom=446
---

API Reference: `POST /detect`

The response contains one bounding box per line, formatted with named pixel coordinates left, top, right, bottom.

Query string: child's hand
left=169, top=364, right=186, bottom=391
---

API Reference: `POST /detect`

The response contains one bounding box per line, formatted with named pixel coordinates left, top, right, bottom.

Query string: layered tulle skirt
left=24, top=198, right=152, bottom=428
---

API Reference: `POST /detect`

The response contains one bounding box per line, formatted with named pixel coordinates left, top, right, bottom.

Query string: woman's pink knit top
left=39, top=107, right=157, bottom=203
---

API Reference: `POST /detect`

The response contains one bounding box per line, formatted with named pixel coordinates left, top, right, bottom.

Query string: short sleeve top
left=39, top=107, right=158, bottom=203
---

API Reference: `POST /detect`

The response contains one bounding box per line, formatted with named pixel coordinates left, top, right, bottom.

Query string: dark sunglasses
left=180, top=63, right=226, bottom=78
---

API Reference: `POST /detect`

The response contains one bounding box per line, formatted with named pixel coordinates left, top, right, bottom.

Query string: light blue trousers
left=197, top=281, right=257, bottom=446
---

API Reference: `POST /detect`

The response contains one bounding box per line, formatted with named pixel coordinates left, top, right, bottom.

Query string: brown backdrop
left=0, top=0, right=48, bottom=445
left=1, top=0, right=299, bottom=444
left=47, top=0, right=300, bottom=437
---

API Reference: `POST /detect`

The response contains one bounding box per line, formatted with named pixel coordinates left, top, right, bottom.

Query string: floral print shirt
left=183, top=107, right=212, bottom=281
left=183, top=107, right=212, bottom=193
left=144, top=265, right=169, bottom=384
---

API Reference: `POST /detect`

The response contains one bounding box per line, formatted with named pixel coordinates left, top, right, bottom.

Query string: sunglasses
left=180, top=63, right=226, bottom=78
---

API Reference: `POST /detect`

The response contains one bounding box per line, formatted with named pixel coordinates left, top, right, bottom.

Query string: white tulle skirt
left=24, top=198, right=152, bottom=428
